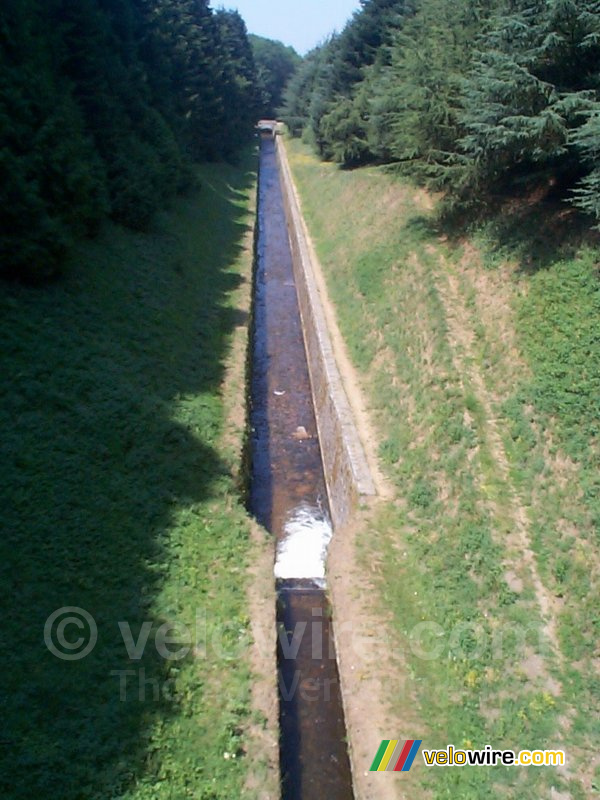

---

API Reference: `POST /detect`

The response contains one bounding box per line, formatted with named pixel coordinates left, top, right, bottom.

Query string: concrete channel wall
left=275, top=136, right=377, bottom=529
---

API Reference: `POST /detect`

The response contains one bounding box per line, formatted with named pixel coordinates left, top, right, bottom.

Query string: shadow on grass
left=438, top=183, right=600, bottom=272
left=0, top=151, right=257, bottom=798
left=404, top=214, right=441, bottom=242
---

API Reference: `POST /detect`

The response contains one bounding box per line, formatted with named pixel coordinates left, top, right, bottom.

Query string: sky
left=223, top=0, right=362, bottom=55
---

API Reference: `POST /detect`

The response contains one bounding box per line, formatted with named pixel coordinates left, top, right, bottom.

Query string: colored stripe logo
left=370, top=739, right=423, bottom=772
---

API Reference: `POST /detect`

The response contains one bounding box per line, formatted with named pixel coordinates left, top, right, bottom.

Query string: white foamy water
left=274, top=503, right=333, bottom=585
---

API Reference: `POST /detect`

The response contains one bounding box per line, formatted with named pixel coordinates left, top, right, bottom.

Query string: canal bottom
left=249, top=135, right=354, bottom=799
left=277, top=582, right=353, bottom=800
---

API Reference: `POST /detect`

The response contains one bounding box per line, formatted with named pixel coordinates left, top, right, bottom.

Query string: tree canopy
left=282, top=0, right=600, bottom=226
left=250, top=35, right=301, bottom=118
left=1, top=1, right=298, bottom=280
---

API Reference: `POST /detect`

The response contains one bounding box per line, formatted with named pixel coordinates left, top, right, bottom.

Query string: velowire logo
left=370, top=739, right=423, bottom=772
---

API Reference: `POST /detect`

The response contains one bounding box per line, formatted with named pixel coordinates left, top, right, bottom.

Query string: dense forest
left=5, top=0, right=600, bottom=283
left=250, top=35, right=301, bottom=120
left=0, top=1, right=299, bottom=282
left=282, top=0, right=600, bottom=225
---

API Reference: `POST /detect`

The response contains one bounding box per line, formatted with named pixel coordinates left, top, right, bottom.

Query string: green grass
left=286, top=138, right=599, bottom=799
left=0, top=150, right=261, bottom=799
left=502, top=250, right=600, bottom=774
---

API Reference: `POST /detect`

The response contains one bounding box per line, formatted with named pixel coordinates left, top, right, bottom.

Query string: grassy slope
left=287, top=139, right=599, bottom=799
left=0, top=150, right=263, bottom=799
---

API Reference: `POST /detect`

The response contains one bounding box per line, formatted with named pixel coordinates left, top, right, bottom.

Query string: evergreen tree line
left=0, top=1, right=299, bottom=280
left=282, top=0, right=600, bottom=225
left=250, top=34, right=301, bottom=119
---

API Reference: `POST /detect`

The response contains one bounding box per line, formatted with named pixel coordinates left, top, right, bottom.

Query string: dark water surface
left=248, top=136, right=354, bottom=800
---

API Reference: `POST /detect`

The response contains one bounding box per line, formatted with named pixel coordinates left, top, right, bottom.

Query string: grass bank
left=286, top=138, right=599, bottom=799
left=0, top=149, right=272, bottom=799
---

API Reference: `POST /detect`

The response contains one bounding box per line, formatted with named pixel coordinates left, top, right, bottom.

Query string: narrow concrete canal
left=249, top=134, right=354, bottom=800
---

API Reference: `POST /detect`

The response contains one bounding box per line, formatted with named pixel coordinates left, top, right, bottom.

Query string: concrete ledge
left=275, top=137, right=376, bottom=529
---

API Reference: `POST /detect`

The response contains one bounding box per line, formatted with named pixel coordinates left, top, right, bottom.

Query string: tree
left=319, top=93, right=371, bottom=165
left=250, top=35, right=300, bottom=118
left=369, top=0, right=497, bottom=181
left=457, top=0, right=600, bottom=204
left=282, top=0, right=411, bottom=163
left=0, top=0, right=263, bottom=279
left=571, top=109, right=600, bottom=224
left=281, top=46, right=329, bottom=138
left=0, top=0, right=108, bottom=278
left=285, top=0, right=600, bottom=228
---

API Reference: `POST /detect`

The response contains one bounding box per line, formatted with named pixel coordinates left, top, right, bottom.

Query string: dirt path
left=329, top=509, right=426, bottom=800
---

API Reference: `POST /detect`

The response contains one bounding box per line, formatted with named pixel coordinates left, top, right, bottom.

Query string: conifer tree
left=571, top=110, right=600, bottom=223
left=281, top=46, right=331, bottom=140
left=1, top=0, right=267, bottom=278
left=287, top=0, right=600, bottom=228
left=250, top=35, right=301, bottom=118
left=214, top=10, right=259, bottom=156
left=370, top=0, right=497, bottom=182
left=457, top=0, right=600, bottom=204
left=283, top=0, right=410, bottom=163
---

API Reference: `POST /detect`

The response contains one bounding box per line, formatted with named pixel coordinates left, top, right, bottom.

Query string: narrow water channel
left=249, top=135, right=355, bottom=800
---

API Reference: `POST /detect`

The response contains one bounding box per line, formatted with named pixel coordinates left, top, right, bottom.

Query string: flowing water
left=248, top=135, right=354, bottom=800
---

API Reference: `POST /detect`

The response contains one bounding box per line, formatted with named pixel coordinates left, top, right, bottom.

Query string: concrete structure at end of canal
left=256, top=119, right=283, bottom=138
